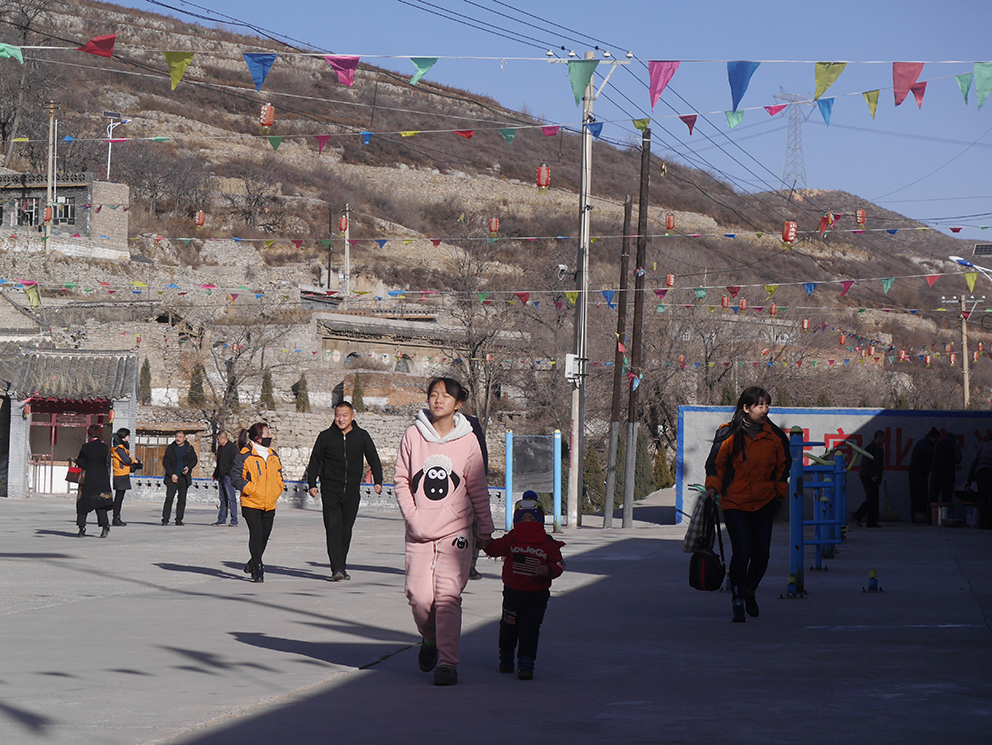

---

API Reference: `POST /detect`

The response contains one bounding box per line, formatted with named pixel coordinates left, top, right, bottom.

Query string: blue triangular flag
left=243, top=53, right=277, bottom=92
left=62, top=135, right=76, bottom=142
left=361, top=131, right=374, bottom=145
left=588, top=121, right=604, bottom=139
left=886, top=229, right=898, bottom=235
left=375, top=239, right=387, bottom=248
left=601, top=290, right=616, bottom=309
left=817, top=97, right=834, bottom=126
left=727, top=61, right=760, bottom=112
left=803, top=282, right=817, bottom=296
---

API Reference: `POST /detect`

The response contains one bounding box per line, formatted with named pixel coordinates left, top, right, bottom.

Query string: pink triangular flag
left=323, top=55, right=359, bottom=86
left=315, top=135, right=332, bottom=154
left=893, top=62, right=925, bottom=105
left=910, top=81, right=927, bottom=108
left=679, top=114, right=697, bottom=135
left=926, top=275, right=940, bottom=287
left=541, top=126, right=559, bottom=136
left=77, top=33, right=116, bottom=58
left=839, top=280, right=854, bottom=297
left=648, top=61, right=680, bottom=108
left=454, top=130, right=474, bottom=139
left=764, top=104, right=787, bottom=116
left=654, top=289, right=668, bottom=299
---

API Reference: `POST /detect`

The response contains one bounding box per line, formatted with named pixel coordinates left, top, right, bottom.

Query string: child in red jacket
left=484, top=492, right=565, bottom=680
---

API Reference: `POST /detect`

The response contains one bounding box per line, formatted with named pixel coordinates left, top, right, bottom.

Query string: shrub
left=654, top=445, right=675, bottom=489
left=581, top=447, right=605, bottom=515
left=139, top=358, right=152, bottom=405
left=188, top=364, right=206, bottom=407
left=352, top=372, right=366, bottom=412
left=295, top=373, right=311, bottom=413
left=259, top=369, right=275, bottom=409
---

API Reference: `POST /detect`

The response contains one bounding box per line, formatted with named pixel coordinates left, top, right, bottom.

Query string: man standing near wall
left=851, top=430, right=885, bottom=528
left=307, top=402, right=383, bottom=581
left=909, top=427, right=939, bottom=524
left=162, top=430, right=197, bottom=526
left=211, top=431, right=238, bottom=527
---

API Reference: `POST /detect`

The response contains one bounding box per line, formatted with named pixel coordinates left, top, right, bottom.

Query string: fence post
left=789, top=427, right=805, bottom=595
left=835, top=451, right=847, bottom=543
left=553, top=430, right=562, bottom=533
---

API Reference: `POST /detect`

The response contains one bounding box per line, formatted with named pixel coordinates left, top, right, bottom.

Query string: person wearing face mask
left=232, top=423, right=284, bottom=583
left=705, top=387, right=791, bottom=623
left=306, top=401, right=383, bottom=581
left=394, top=377, right=495, bottom=686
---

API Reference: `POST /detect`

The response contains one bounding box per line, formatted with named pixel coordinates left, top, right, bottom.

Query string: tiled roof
left=0, top=346, right=138, bottom=401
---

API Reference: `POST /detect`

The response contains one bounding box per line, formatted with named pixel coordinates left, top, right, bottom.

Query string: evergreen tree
left=720, top=383, right=736, bottom=405
left=352, top=372, right=366, bottom=412
left=654, top=444, right=675, bottom=489
left=260, top=369, right=275, bottom=409
left=295, top=372, right=311, bottom=413
left=139, top=358, right=152, bottom=405
left=582, top=447, right=606, bottom=515
left=188, top=364, right=206, bottom=407
left=634, top=428, right=655, bottom=498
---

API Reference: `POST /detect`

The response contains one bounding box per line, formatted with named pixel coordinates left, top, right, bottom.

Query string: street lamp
left=950, top=256, right=992, bottom=285
left=103, top=111, right=129, bottom=181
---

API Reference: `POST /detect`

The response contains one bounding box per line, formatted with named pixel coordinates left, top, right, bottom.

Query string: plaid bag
left=688, top=498, right=726, bottom=592
left=682, top=493, right=716, bottom=553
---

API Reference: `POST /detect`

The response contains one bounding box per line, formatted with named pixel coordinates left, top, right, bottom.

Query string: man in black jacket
left=162, top=430, right=198, bottom=526
left=211, top=430, right=239, bottom=527
left=307, top=402, right=383, bottom=580
left=851, top=430, right=885, bottom=528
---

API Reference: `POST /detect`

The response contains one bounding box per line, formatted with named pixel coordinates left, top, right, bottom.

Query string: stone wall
left=90, top=182, right=130, bottom=252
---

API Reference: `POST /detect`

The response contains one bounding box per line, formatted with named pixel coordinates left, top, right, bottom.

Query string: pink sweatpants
left=405, top=531, right=473, bottom=667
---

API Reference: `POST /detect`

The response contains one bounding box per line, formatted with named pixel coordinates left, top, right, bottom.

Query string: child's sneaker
left=517, top=658, right=534, bottom=680
left=498, top=656, right=514, bottom=674
left=433, top=665, right=458, bottom=686
left=417, top=640, right=438, bottom=672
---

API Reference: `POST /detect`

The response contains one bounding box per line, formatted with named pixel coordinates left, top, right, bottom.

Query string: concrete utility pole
left=45, top=101, right=54, bottom=244
left=962, top=295, right=972, bottom=409
left=604, top=195, right=633, bottom=528
left=327, top=209, right=333, bottom=288
left=622, top=128, right=650, bottom=528
left=344, top=203, right=351, bottom=295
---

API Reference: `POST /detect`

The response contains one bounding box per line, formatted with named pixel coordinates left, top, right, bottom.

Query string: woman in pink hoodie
left=394, top=377, right=495, bottom=686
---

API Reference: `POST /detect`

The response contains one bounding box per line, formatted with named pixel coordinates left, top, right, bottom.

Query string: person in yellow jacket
left=232, top=423, right=284, bottom=583
left=111, top=428, right=141, bottom=526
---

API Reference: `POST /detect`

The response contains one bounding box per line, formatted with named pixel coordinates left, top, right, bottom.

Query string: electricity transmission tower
left=774, top=87, right=813, bottom=191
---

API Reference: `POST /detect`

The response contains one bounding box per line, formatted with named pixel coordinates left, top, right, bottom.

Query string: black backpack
left=688, top=497, right=726, bottom=592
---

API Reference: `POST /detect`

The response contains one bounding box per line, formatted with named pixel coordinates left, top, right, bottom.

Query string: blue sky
left=119, top=0, right=991, bottom=245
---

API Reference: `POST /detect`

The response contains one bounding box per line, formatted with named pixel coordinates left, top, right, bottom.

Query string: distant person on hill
left=306, top=401, right=383, bottom=581
left=851, top=430, right=885, bottom=528
left=909, top=427, right=939, bottom=524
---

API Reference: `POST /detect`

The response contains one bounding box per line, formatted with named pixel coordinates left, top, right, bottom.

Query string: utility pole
left=604, top=195, right=633, bottom=528
left=344, top=203, right=351, bottom=296
left=567, top=51, right=596, bottom=528
left=45, top=101, right=54, bottom=245
left=623, top=128, right=650, bottom=528
left=327, top=208, right=333, bottom=288
left=962, top=295, right=971, bottom=408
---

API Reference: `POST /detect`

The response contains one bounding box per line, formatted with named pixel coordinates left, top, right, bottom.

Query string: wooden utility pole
left=623, top=128, right=651, bottom=527
left=604, top=195, right=633, bottom=528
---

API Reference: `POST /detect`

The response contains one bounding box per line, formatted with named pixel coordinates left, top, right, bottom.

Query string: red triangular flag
left=962, top=310, right=972, bottom=320
left=679, top=114, right=697, bottom=135
left=315, top=135, right=332, bottom=154
left=764, top=104, right=787, bottom=116
left=454, top=130, right=474, bottom=139
left=893, top=62, right=924, bottom=106
left=910, top=81, right=927, bottom=108
left=726, top=286, right=740, bottom=298
left=839, top=280, right=854, bottom=297
left=926, top=275, right=940, bottom=287
left=292, top=239, right=303, bottom=248
left=77, top=33, right=116, bottom=58
left=515, top=292, right=530, bottom=306
left=431, top=239, right=442, bottom=247
left=950, top=227, right=962, bottom=233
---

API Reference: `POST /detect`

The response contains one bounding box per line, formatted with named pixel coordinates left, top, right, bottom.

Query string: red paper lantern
left=195, top=211, right=205, bottom=227
left=925, top=354, right=932, bottom=366
left=678, top=354, right=685, bottom=366
left=43, top=207, right=53, bottom=223
left=869, top=345, right=875, bottom=356
left=665, top=273, right=675, bottom=288
left=951, top=353, right=958, bottom=366
left=899, top=350, right=907, bottom=361
left=666, top=215, right=675, bottom=231
left=945, top=343, right=953, bottom=354
left=721, top=295, right=730, bottom=308
left=855, top=209, right=866, bottom=225
left=861, top=348, right=868, bottom=359
left=979, top=342, right=985, bottom=352
left=488, top=217, right=499, bottom=235
left=801, top=318, right=810, bottom=332
left=739, top=298, right=747, bottom=311
left=839, top=334, right=846, bottom=345
left=259, top=103, right=275, bottom=131
left=536, top=163, right=551, bottom=190
left=973, top=351, right=980, bottom=362
left=338, top=215, right=348, bottom=235
left=769, top=303, right=778, bottom=316
left=782, top=221, right=797, bottom=243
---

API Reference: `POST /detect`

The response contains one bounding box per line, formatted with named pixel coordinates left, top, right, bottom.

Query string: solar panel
left=974, top=244, right=992, bottom=257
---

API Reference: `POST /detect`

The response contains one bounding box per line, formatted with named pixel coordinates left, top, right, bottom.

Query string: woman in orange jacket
left=705, top=387, right=791, bottom=623
left=232, top=423, right=284, bottom=583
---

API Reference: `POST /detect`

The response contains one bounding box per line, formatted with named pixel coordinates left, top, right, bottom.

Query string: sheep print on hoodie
left=394, top=409, right=495, bottom=668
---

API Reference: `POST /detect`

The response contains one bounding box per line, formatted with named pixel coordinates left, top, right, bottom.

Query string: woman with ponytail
left=232, top=423, right=284, bottom=583
left=704, top=387, right=791, bottom=623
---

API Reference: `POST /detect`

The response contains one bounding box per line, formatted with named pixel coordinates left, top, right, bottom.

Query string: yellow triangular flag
left=862, top=90, right=879, bottom=119
left=163, top=51, right=196, bottom=90
left=264, top=239, right=275, bottom=249
left=400, top=131, right=419, bottom=137
left=966, top=272, right=978, bottom=293
left=814, top=62, right=848, bottom=100
left=565, top=291, right=579, bottom=304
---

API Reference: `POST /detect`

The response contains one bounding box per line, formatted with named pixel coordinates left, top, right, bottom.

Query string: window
left=17, top=198, right=40, bottom=227
left=344, top=352, right=362, bottom=368
left=55, top=197, right=75, bottom=225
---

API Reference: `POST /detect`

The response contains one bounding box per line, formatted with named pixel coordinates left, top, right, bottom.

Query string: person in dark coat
left=211, top=430, right=239, bottom=527
left=76, top=424, right=113, bottom=538
left=909, top=427, right=939, bottom=523
left=930, top=431, right=962, bottom=509
left=851, top=430, right=885, bottom=528
left=111, top=428, right=141, bottom=526
left=306, top=401, right=383, bottom=580
left=162, top=430, right=198, bottom=526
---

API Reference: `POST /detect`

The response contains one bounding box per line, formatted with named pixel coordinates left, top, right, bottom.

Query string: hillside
left=0, top=0, right=987, bottom=429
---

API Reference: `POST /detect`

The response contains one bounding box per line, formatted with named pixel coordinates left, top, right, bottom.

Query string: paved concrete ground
left=1, top=492, right=990, bottom=745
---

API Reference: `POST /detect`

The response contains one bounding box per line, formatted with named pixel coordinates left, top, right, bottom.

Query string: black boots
left=100, top=526, right=110, bottom=538
left=731, top=585, right=746, bottom=623
left=252, top=561, right=264, bottom=583
left=77, top=527, right=86, bottom=538
left=744, top=589, right=759, bottom=618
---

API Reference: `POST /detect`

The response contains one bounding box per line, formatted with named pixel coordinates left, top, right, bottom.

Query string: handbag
left=682, top=489, right=714, bottom=553
left=688, top=497, right=726, bottom=592
left=91, top=492, right=114, bottom=510
left=66, top=461, right=85, bottom=485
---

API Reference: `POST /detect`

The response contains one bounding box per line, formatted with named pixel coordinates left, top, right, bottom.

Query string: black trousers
left=77, top=505, right=109, bottom=529
left=853, top=479, right=880, bottom=526
left=113, top=489, right=127, bottom=520
left=499, top=587, right=550, bottom=664
left=163, top=479, right=189, bottom=522
left=722, top=501, right=777, bottom=594
left=321, top=490, right=360, bottom=573
left=909, top=469, right=929, bottom=518
left=242, top=506, right=275, bottom=567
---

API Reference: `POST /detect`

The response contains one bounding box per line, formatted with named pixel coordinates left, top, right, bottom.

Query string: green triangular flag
left=163, top=51, right=196, bottom=90
left=498, top=128, right=516, bottom=144
left=975, top=62, right=992, bottom=110
left=956, top=73, right=973, bottom=105
left=656, top=304, right=667, bottom=313
left=814, top=62, right=848, bottom=100
left=725, top=110, right=743, bottom=129
left=881, top=278, right=894, bottom=294
left=632, top=118, right=650, bottom=131
left=567, top=59, right=599, bottom=106
left=862, top=90, right=879, bottom=119
left=693, top=287, right=707, bottom=300
left=149, top=137, right=170, bottom=143
left=268, top=136, right=284, bottom=151
left=0, top=43, right=24, bottom=64
left=409, top=57, right=437, bottom=85
left=319, top=239, right=332, bottom=247
left=181, top=238, right=191, bottom=245
left=477, top=292, right=490, bottom=303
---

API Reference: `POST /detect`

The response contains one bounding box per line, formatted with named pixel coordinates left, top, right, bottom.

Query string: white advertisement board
left=676, top=406, right=992, bottom=524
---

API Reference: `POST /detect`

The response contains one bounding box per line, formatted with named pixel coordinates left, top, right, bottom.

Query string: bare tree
left=220, top=157, right=280, bottom=230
